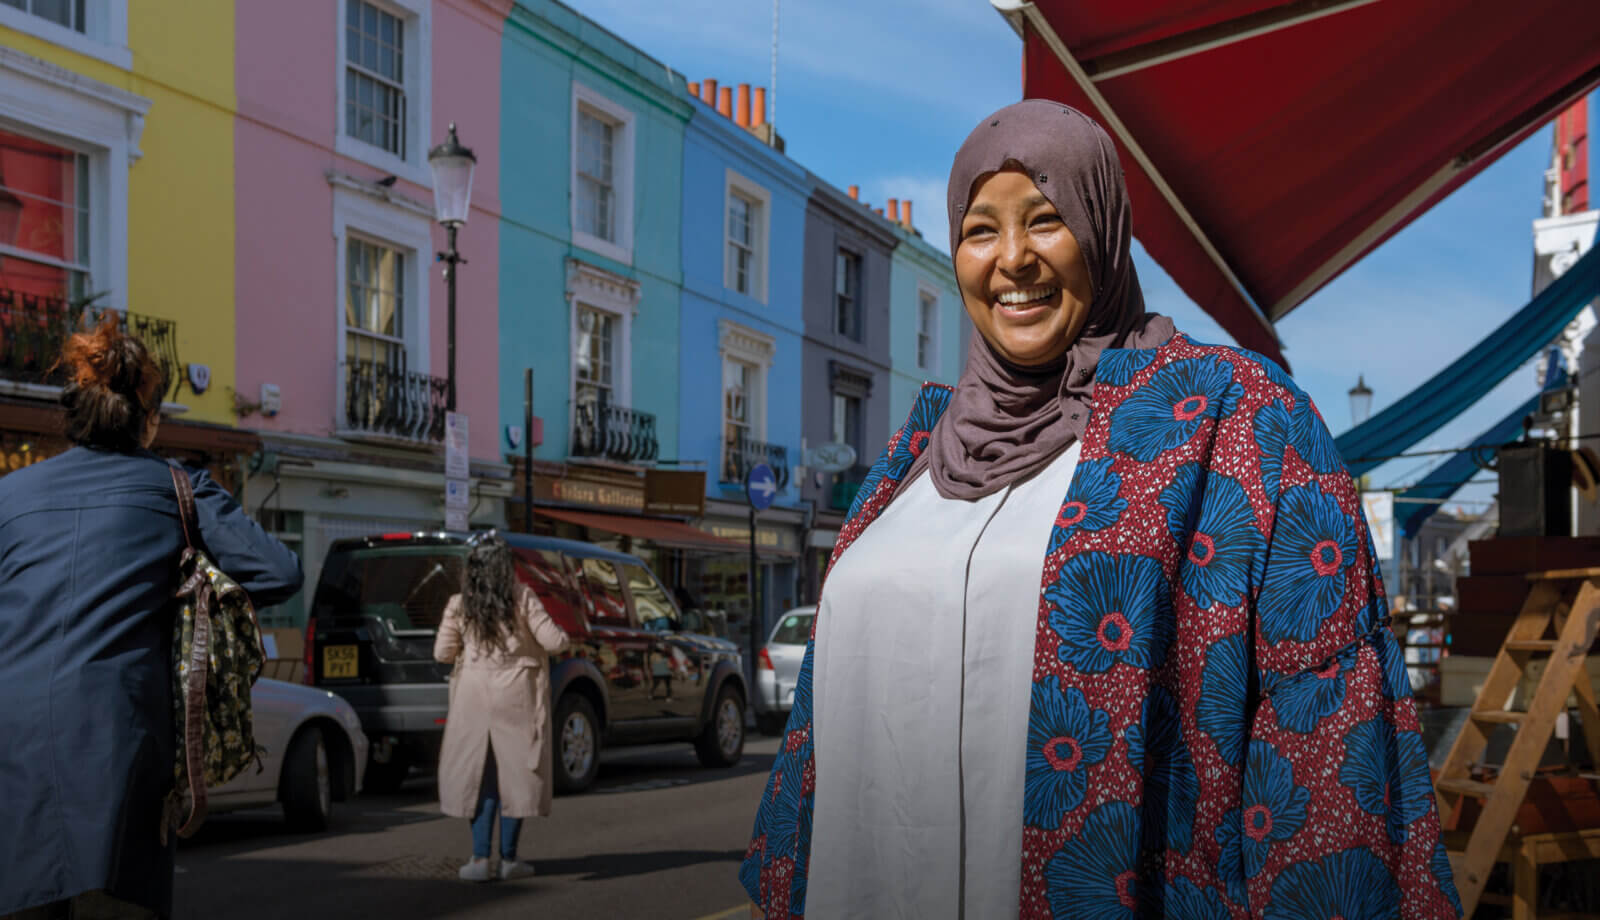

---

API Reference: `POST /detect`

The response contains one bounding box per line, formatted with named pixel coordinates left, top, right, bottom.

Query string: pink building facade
left=233, top=0, right=511, bottom=621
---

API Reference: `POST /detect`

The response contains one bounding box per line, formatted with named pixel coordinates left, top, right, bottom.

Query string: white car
left=208, top=678, right=369, bottom=831
left=753, top=607, right=815, bottom=736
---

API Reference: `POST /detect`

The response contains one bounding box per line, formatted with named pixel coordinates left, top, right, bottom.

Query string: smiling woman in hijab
left=740, top=101, right=1461, bottom=920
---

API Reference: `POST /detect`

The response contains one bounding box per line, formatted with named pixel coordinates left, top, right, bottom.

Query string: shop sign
left=542, top=477, right=645, bottom=512
left=704, top=522, right=799, bottom=553
left=644, top=469, right=706, bottom=517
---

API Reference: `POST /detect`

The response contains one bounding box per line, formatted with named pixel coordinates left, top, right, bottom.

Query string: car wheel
left=554, top=693, right=601, bottom=794
left=756, top=712, right=787, bottom=736
left=695, top=685, right=744, bottom=767
left=282, top=729, right=333, bottom=831
left=362, top=754, right=410, bottom=795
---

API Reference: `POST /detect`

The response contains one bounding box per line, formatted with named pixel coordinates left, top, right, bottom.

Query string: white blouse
left=808, top=442, right=1082, bottom=920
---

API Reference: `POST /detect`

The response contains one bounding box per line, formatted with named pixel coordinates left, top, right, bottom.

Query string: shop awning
left=1334, top=237, right=1600, bottom=476
left=532, top=506, right=746, bottom=554
left=1000, top=0, right=1600, bottom=366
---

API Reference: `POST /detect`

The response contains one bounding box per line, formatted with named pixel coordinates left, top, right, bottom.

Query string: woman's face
left=955, top=169, right=1093, bottom=367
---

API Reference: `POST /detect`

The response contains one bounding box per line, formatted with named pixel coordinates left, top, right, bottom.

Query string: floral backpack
left=161, top=464, right=267, bottom=841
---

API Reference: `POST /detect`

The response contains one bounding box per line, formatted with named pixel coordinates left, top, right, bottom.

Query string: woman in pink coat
left=433, top=532, right=571, bottom=881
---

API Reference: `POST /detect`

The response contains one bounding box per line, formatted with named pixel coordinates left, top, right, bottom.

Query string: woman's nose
left=997, top=226, right=1034, bottom=275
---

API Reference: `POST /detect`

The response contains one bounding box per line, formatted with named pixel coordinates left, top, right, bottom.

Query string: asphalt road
left=172, top=736, right=778, bottom=920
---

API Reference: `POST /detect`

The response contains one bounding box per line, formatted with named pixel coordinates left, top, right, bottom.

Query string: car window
left=312, top=546, right=465, bottom=629
left=579, top=557, right=630, bottom=627
left=515, top=549, right=587, bottom=636
left=622, top=564, right=678, bottom=633
left=770, top=612, right=814, bottom=645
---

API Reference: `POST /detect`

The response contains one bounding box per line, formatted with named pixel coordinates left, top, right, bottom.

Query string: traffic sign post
left=745, top=463, right=777, bottom=682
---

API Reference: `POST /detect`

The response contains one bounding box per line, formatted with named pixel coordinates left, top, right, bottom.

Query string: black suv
left=306, top=531, right=748, bottom=793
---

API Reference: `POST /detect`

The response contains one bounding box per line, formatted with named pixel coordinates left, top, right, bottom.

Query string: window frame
left=718, top=319, right=776, bottom=482
left=835, top=247, right=862, bottom=341
left=334, top=0, right=432, bottom=188
left=566, top=260, right=640, bottom=442
left=578, top=556, right=632, bottom=628
left=916, top=281, right=941, bottom=374
left=570, top=82, right=635, bottom=265
left=330, top=177, right=433, bottom=436
left=723, top=167, right=770, bottom=303
left=0, top=0, right=130, bottom=70
left=0, top=50, right=147, bottom=316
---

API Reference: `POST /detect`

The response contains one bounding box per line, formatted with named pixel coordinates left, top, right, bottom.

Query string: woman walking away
left=435, top=532, right=571, bottom=882
left=741, top=100, right=1460, bottom=919
left=0, top=316, right=303, bottom=920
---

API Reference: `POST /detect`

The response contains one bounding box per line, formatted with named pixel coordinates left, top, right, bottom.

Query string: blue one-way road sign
left=746, top=463, right=777, bottom=511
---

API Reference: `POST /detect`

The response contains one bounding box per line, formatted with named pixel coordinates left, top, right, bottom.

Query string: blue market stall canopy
left=1335, top=237, right=1600, bottom=477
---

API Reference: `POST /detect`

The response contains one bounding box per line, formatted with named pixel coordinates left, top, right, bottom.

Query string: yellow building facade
left=0, top=1, right=236, bottom=425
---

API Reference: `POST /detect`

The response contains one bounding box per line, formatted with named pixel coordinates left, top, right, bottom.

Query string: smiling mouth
left=995, top=286, right=1058, bottom=311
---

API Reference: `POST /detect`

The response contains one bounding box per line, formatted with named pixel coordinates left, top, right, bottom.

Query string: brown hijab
left=915, top=100, right=1175, bottom=500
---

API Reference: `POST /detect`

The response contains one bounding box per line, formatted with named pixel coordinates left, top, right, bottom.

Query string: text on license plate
left=323, top=645, right=358, bottom=678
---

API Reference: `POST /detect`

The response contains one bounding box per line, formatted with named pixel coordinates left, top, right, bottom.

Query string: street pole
left=442, top=224, right=462, bottom=413
left=524, top=367, right=534, bottom=533
left=749, top=505, right=760, bottom=681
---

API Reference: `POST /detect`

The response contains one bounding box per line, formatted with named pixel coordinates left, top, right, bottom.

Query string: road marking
left=688, top=906, right=750, bottom=920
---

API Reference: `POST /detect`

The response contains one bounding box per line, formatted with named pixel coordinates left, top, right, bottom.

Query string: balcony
left=572, top=399, right=658, bottom=464
left=0, top=289, right=181, bottom=401
left=343, top=359, right=448, bottom=445
left=828, top=464, right=871, bottom=512
left=721, top=433, right=789, bottom=490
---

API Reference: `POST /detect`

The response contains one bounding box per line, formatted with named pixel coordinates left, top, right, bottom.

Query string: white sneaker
left=499, top=859, right=536, bottom=881
left=459, top=857, right=493, bottom=882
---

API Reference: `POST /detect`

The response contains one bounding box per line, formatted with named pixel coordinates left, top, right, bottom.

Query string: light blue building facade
left=499, top=0, right=690, bottom=475
left=887, top=224, right=966, bottom=426
left=677, top=84, right=812, bottom=648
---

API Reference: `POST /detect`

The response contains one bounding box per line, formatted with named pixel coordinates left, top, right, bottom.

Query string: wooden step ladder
left=1435, top=568, right=1600, bottom=917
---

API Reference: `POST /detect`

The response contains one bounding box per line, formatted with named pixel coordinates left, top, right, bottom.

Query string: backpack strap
left=169, top=464, right=210, bottom=837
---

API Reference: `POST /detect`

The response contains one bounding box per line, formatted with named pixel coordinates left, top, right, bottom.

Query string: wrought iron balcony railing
left=344, top=359, right=448, bottom=444
left=572, top=399, right=658, bottom=464
left=0, top=289, right=182, bottom=401
left=721, top=433, right=789, bottom=489
left=828, top=464, right=872, bottom=512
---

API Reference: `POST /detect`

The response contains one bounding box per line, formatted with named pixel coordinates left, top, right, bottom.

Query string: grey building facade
left=799, top=179, right=899, bottom=601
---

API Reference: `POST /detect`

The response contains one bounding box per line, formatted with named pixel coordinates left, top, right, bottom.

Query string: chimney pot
left=875, top=207, right=885, bottom=217
left=688, top=81, right=700, bottom=98
left=736, top=84, right=752, bottom=128
left=902, top=200, right=913, bottom=230
left=888, top=199, right=900, bottom=222
left=703, top=78, right=718, bottom=105
left=752, top=87, right=767, bottom=128
left=718, top=86, right=733, bottom=119
left=848, top=185, right=859, bottom=200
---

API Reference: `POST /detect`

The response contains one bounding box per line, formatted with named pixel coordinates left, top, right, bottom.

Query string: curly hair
left=461, top=532, right=516, bottom=654
left=54, top=313, right=169, bottom=451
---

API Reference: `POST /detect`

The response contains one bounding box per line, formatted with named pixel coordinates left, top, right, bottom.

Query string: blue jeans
left=469, top=746, right=523, bottom=860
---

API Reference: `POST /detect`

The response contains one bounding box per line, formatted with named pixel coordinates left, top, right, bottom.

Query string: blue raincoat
left=0, top=447, right=302, bottom=917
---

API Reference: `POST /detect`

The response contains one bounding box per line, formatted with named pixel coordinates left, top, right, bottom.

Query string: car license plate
left=323, top=645, right=358, bottom=679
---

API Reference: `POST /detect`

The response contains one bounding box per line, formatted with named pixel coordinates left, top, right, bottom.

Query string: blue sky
left=574, top=0, right=1582, bottom=518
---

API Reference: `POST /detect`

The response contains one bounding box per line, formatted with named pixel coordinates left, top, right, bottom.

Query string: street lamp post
left=1349, top=374, right=1374, bottom=427
left=428, top=123, right=477, bottom=413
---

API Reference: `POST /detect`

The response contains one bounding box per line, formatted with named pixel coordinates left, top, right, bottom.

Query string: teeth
left=997, top=287, right=1055, bottom=306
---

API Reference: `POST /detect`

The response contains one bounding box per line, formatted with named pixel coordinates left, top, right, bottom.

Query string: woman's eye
left=1031, top=214, right=1062, bottom=228
left=964, top=223, right=997, bottom=239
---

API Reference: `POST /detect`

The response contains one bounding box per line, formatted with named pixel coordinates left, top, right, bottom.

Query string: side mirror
left=681, top=609, right=705, bottom=634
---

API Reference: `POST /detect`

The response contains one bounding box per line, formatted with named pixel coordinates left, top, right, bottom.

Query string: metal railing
left=572, top=399, right=658, bottom=463
left=829, top=464, right=871, bottom=511
left=721, top=432, right=789, bottom=489
left=343, top=359, right=449, bottom=444
left=0, top=289, right=182, bottom=400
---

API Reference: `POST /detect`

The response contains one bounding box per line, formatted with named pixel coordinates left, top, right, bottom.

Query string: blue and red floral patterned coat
left=741, top=333, right=1461, bottom=919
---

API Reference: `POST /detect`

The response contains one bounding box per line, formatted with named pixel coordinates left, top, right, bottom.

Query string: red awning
left=533, top=507, right=746, bottom=554
left=1000, top=0, right=1600, bottom=367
